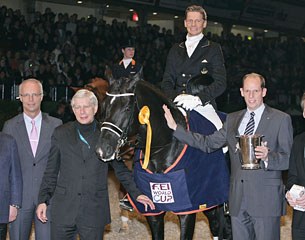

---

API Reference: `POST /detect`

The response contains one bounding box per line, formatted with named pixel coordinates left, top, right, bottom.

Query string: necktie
left=30, top=119, right=38, bottom=156
left=244, top=112, right=255, bottom=135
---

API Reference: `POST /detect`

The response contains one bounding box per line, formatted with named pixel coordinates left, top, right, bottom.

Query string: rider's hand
left=174, top=94, right=202, bottom=111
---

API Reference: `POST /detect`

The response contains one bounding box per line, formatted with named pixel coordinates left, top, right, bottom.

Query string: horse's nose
left=96, top=147, right=104, bottom=159
left=96, top=144, right=114, bottom=159
left=105, top=144, right=114, bottom=157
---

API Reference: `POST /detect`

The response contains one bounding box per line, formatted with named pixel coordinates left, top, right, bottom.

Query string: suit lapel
left=190, top=37, right=209, bottom=60
left=255, top=105, right=272, bottom=135
left=15, top=115, right=33, bottom=157
left=35, top=114, right=50, bottom=159
left=177, top=42, right=189, bottom=62
left=235, top=110, right=246, bottom=137
left=72, top=122, right=86, bottom=158
left=232, top=110, right=247, bottom=167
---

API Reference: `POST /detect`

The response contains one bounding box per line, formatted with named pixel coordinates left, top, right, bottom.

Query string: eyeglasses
left=72, top=105, right=92, bottom=111
left=185, top=19, right=205, bottom=25
left=19, top=93, right=43, bottom=98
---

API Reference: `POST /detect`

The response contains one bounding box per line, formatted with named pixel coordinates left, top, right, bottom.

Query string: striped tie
left=244, top=112, right=255, bottom=135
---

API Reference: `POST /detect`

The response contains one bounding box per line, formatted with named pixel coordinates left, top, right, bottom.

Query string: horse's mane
left=135, top=80, right=186, bottom=129
left=96, top=74, right=187, bottom=172
left=133, top=81, right=187, bottom=172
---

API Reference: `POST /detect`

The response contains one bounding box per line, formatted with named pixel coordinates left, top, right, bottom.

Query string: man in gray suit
left=3, top=78, right=62, bottom=240
left=163, top=72, right=293, bottom=240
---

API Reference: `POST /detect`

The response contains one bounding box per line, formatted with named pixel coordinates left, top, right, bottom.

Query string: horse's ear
left=134, top=67, right=144, bottom=81
left=126, top=68, right=143, bottom=91
left=70, top=86, right=81, bottom=92
left=104, top=65, right=115, bottom=85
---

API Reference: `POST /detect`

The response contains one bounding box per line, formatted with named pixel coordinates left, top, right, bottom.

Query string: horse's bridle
left=100, top=92, right=136, bottom=161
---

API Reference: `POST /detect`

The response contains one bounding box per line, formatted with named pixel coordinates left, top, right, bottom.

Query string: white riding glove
left=174, top=94, right=202, bottom=111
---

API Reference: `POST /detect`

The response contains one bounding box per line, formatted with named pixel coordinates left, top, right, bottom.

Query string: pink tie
left=30, top=119, right=38, bottom=156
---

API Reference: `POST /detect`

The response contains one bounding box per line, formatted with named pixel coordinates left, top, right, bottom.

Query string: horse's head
left=96, top=72, right=141, bottom=161
left=96, top=71, right=187, bottom=173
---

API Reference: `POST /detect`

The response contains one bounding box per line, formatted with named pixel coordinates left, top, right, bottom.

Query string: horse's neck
left=140, top=108, right=186, bottom=173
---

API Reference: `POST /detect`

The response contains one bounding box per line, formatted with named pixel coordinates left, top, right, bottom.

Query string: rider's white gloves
left=174, top=94, right=202, bottom=111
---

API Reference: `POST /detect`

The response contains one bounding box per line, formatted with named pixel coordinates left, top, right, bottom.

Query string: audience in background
left=0, top=4, right=304, bottom=115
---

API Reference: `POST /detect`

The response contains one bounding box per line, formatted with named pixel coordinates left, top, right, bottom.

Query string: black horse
left=96, top=73, right=230, bottom=239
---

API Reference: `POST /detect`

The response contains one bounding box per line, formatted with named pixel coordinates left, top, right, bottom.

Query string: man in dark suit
left=0, top=133, right=22, bottom=240
left=286, top=92, right=305, bottom=239
left=163, top=73, right=293, bottom=240
left=161, top=5, right=226, bottom=109
left=162, top=5, right=229, bottom=239
left=3, top=78, right=62, bottom=240
left=36, top=89, right=154, bottom=240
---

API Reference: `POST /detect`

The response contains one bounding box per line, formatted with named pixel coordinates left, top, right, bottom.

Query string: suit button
left=33, top=163, right=36, bottom=166
left=182, top=73, right=186, bottom=77
left=78, top=193, right=81, bottom=196
left=182, top=83, right=186, bottom=87
left=182, top=90, right=186, bottom=94
left=241, top=180, right=244, bottom=183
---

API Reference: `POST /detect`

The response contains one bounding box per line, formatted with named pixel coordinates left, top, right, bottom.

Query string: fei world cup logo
left=150, top=182, right=175, bottom=203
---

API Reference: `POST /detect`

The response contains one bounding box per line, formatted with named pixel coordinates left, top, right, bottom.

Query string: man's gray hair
left=71, top=89, right=98, bottom=107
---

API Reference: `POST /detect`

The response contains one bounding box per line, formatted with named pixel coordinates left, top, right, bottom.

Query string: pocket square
left=202, top=59, right=208, bottom=63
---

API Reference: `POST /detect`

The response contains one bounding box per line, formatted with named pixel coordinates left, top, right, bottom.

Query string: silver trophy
left=236, top=134, right=263, bottom=170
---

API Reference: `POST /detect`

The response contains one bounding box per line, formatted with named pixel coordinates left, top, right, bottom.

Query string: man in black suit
left=0, top=133, right=22, bottom=240
left=161, top=5, right=226, bottom=109
left=163, top=73, right=293, bottom=240
left=36, top=89, right=154, bottom=240
left=286, top=92, right=305, bottom=239
left=162, top=5, right=229, bottom=239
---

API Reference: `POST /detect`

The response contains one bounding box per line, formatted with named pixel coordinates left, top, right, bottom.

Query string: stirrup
left=119, top=196, right=134, bottom=212
left=223, top=202, right=230, bottom=216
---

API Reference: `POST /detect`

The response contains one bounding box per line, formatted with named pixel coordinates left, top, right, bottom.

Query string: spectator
left=112, top=39, right=143, bottom=79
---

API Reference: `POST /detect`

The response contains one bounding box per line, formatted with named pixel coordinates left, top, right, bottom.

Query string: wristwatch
left=10, top=204, right=21, bottom=209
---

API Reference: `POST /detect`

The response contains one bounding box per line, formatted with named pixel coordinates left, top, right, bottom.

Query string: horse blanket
left=129, top=110, right=230, bottom=215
